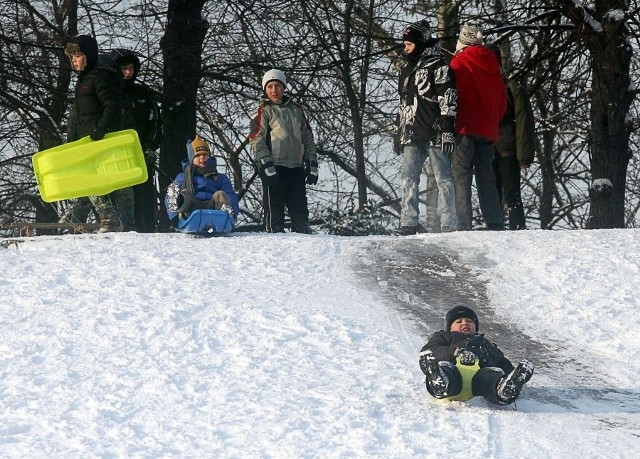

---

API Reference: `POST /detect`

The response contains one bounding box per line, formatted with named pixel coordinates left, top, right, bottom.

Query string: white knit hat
left=261, top=69, right=287, bottom=91
left=456, top=21, right=483, bottom=51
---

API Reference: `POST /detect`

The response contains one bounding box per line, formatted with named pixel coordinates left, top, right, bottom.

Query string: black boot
left=496, top=360, right=534, bottom=404
left=419, top=349, right=449, bottom=398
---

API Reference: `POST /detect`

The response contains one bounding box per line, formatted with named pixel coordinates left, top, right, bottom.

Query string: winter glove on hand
left=455, top=348, right=477, bottom=366
left=441, top=132, right=455, bottom=155
left=465, top=335, right=484, bottom=356
left=175, top=191, right=196, bottom=214
left=262, top=160, right=280, bottom=187
left=305, top=160, right=319, bottom=185
left=144, top=149, right=157, bottom=167
left=90, top=128, right=105, bottom=141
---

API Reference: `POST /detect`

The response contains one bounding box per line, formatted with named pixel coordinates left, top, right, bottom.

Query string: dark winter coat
left=450, top=45, right=507, bottom=142
left=420, top=330, right=514, bottom=375
left=494, top=79, right=536, bottom=166
left=164, top=157, right=239, bottom=221
left=67, top=36, right=121, bottom=141
left=110, top=49, right=162, bottom=151
left=398, top=46, right=457, bottom=147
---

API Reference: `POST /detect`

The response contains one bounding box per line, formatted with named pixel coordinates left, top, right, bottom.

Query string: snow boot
left=420, top=349, right=449, bottom=398
left=496, top=359, right=534, bottom=404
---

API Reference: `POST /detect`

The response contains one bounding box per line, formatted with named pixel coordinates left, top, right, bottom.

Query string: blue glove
left=442, top=132, right=455, bottom=155
left=455, top=348, right=477, bottom=366
left=90, top=128, right=105, bottom=141
left=305, top=160, right=318, bottom=185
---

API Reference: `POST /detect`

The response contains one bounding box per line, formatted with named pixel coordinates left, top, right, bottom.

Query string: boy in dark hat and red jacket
left=419, top=305, right=534, bottom=405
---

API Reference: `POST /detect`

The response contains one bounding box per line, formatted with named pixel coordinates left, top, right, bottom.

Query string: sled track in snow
left=352, top=238, right=640, bottom=416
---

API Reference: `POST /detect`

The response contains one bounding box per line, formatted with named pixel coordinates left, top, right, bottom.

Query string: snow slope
left=1, top=230, right=639, bottom=457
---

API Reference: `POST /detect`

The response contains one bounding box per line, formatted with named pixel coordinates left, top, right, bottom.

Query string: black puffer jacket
left=420, top=330, right=514, bottom=375
left=110, top=49, right=162, bottom=150
left=67, top=35, right=121, bottom=141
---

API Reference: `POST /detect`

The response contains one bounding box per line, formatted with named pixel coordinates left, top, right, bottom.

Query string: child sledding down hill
left=165, top=135, right=239, bottom=226
left=419, top=306, right=534, bottom=405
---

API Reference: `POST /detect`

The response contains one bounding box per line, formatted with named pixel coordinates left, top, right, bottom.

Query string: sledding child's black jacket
left=420, top=331, right=514, bottom=375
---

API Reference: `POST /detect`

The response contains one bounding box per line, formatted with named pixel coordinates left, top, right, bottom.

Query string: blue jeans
left=451, top=135, right=504, bottom=230
left=400, top=143, right=457, bottom=230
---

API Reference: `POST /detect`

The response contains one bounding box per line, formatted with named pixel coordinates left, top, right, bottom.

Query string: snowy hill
left=1, top=230, right=639, bottom=457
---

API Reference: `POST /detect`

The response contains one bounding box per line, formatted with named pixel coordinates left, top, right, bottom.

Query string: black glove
left=442, top=132, right=455, bottom=155
left=465, top=335, right=485, bottom=356
left=90, top=128, right=105, bottom=141
left=455, top=348, right=477, bottom=366
left=144, top=149, right=157, bottom=166
left=262, top=160, right=280, bottom=187
left=175, top=191, right=195, bottom=214
left=305, top=160, right=318, bottom=185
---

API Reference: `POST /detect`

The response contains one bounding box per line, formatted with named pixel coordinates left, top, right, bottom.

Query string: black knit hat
left=445, top=306, right=479, bottom=331
left=402, top=19, right=431, bottom=45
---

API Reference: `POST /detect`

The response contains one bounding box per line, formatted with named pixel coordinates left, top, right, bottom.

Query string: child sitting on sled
left=165, top=134, right=239, bottom=226
left=419, top=305, right=534, bottom=405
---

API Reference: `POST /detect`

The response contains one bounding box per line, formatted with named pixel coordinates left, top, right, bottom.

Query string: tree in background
left=0, top=0, right=638, bottom=235
left=158, top=0, right=209, bottom=230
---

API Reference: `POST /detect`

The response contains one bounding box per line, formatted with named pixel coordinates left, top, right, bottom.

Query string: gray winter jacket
left=249, top=96, right=318, bottom=169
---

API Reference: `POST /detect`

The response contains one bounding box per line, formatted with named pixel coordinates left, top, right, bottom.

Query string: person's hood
left=403, top=38, right=440, bottom=65
left=454, top=45, right=502, bottom=77
left=109, top=48, right=141, bottom=81
left=69, top=35, right=99, bottom=72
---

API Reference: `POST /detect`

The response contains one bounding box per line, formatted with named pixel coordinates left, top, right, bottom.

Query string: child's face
left=69, top=53, right=86, bottom=72
left=192, top=153, right=209, bottom=166
left=265, top=81, right=285, bottom=103
left=450, top=317, right=476, bottom=334
left=121, top=63, right=135, bottom=80
left=403, top=41, right=416, bottom=54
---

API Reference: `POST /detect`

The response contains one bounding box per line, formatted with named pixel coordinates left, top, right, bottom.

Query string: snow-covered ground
left=1, top=229, right=639, bottom=457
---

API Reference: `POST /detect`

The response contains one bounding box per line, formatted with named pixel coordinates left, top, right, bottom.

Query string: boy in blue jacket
left=165, top=135, right=239, bottom=226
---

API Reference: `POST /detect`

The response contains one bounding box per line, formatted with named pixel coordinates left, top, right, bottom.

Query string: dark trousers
left=493, top=154, right=526, bottom=230
left=133, top=167, right=157, bottom=233
left=428, top=362, right=506, bottom=405
left=261, top=166, right=310, bottom=233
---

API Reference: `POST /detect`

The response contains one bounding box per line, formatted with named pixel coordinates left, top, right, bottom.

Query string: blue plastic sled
left=177, top=209, right=235, bottom=236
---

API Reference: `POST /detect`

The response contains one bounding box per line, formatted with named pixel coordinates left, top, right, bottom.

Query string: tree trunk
left=158, top=0, right=208, bottom=230
left=560, top=1, right=634, bottom=228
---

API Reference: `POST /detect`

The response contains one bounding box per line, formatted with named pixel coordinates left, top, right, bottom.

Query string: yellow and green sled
left=444, top=356, right=480, bottom=402
left=32, top=129, right=147, bottom=202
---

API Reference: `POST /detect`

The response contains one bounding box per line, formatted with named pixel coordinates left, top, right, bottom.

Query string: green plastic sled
left=444, top=356, right=480, bottom=402
left=32, top=129, right=147, bottom=202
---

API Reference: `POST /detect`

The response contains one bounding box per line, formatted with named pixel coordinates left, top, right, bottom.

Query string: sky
left=1, top=229, right=639, bottom=458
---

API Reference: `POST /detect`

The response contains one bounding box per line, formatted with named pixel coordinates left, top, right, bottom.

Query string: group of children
left=163, top=68, right=318, bottom=232
left=63, top=33, right=316, bottom=233
left=398, top=19, right=534, bottom=234
left=63, top=34, right=534, bottom=403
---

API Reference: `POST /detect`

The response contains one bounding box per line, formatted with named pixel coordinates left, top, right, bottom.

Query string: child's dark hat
left=401, top=19, right=431, bottom=44
left=445, top=305, right=479, bottom=331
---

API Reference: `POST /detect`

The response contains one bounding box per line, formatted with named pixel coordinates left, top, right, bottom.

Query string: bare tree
left=556, top=0, right=636, bottom=228
left=158, top=0, right=209, bottom=230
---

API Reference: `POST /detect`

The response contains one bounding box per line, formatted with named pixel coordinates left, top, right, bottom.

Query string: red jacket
left=450, top=45, right=507, bottom=142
